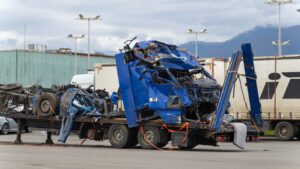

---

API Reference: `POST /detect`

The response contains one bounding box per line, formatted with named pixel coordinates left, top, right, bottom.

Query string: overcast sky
left=0, top=0, right=299, bottom=54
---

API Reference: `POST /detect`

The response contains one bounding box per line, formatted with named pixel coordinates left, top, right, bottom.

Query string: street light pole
left=77, top=14, right=101, bottom=69
left=266, top=0, right=292, bottom=56
left=68, top=34, right=85, bottom=75
left=195, top=32, right=198, bottom=58
left=187, top=28, right=207, bottom=58
left=74, top=38, right=77, bottom=75
left=266, top=0, right=292, bottom=116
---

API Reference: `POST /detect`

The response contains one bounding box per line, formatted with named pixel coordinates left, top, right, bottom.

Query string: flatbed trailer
left=1, top=110, right=245, bottom=145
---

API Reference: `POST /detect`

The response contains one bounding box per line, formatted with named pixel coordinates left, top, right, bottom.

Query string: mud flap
left=231, top=123, right=247, bottom=149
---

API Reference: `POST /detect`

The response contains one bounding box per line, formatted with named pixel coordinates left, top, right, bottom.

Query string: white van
left=70, top=73, right=94, bottom=89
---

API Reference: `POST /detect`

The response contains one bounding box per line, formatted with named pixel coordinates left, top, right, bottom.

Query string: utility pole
left=67, top=34, right=85, bottom=75
left=23, top=24, right=26, bottom=51
left=77, top=14, right=101, bottom=69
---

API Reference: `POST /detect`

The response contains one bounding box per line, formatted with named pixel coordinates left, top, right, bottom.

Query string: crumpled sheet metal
left=132, top=40, right=201, bottom=70
left=58, top=88, right=103, bottom=143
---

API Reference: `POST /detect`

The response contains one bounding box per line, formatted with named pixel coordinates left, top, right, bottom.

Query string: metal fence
left=0, top=50, right=115, bottom=87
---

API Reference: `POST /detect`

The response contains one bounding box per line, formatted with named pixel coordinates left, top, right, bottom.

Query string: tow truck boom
left=211, top=43, right=263, bottom=132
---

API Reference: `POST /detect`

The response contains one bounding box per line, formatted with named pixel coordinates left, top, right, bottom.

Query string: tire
left=126, top=128, right=138, bottom=147
left=275, top=121, right=295, bottom=141
left=0, top=83, right=22, bottom=91
left=178, top=145, right=196, bottom=150
left=295, top=126, right=300, bottom=140
left=1, top=123, right=9, bottom=135
left=108, top=125, right=135, bottom=148
left=158, top=129, right=169, bottom=148
left=138, top=126, right=169, bottom=149
left=178, top=135, right=196, bottom=150
left=34, top=92, right=59, bottom=117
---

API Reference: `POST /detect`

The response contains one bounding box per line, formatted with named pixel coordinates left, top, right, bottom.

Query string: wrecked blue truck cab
left=116, top=40, right=221, bottom=128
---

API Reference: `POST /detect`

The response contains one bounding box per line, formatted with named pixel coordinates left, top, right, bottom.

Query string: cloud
left=0, top=0, right=299, bottom=53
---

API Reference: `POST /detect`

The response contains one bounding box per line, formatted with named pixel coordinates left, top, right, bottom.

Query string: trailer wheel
left=138, top=126, right=168, bottom=149
left=275, top=121, right=295, bottom=141
left=108, top=124, right=133, bottom=148
left=34, top=92, right=59, bottom=117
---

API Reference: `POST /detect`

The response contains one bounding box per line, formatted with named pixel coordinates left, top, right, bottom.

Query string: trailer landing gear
left=45, top=132, right=54, bottom=144
left=14, top=119, right=23, bottom=144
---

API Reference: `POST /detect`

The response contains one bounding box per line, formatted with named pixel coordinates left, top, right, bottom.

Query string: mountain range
left=180, top=25, right=300, bottom=58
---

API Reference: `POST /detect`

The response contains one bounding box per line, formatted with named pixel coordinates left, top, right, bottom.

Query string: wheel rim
left=40, top=100, right=51, bottom=112
left=143, top=130, right=155, bottom=143
left=279, top=126, right=288, bottom=137
left=113, top=128, right=124, bottom=143
left=2, top=124, right=8, bottom=134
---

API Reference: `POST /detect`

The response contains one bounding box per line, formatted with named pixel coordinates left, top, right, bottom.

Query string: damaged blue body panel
left=211, top=51, right=242, bottom=132
left=58, top=88, right=103, bottom=143
left=211, top=43, right=263, bottom=132
left=241, top=44, right=263, bottom=127
left=116, top=40, right=220, bottom=127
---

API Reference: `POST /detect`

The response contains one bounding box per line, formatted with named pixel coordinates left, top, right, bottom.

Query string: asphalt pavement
left=0, top=132, right=299, bottom=169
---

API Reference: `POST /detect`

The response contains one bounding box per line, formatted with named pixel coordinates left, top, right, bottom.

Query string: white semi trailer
left=200, top=55, right=300, bottom=141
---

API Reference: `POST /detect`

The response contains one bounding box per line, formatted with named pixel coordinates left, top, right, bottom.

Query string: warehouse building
left=0, top=50, right=115, bottom=87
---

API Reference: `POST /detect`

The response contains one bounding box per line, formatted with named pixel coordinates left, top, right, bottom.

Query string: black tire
left=0, top=83, right=22, bottom=91
left=158, top=129, right=169, bottom=148
left=34, top=92, right=59, bottom=117
left=178, top=135, right=196, bottom=150
left=108, top=125, right=134, bottom=148
left=127, top=128, right=138, bottom=147
left=138, top=126, right=169, bottom=149
left=275, top=121, right=295, bottom=141
left=1, top=123, right=9, bottom=135
left=178, top=144, right=196, bottom=150
left=295, top=126, right=300, bottom=140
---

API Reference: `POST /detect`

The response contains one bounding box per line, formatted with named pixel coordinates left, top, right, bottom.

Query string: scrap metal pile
left=0, top=83, right=115, bottom=142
